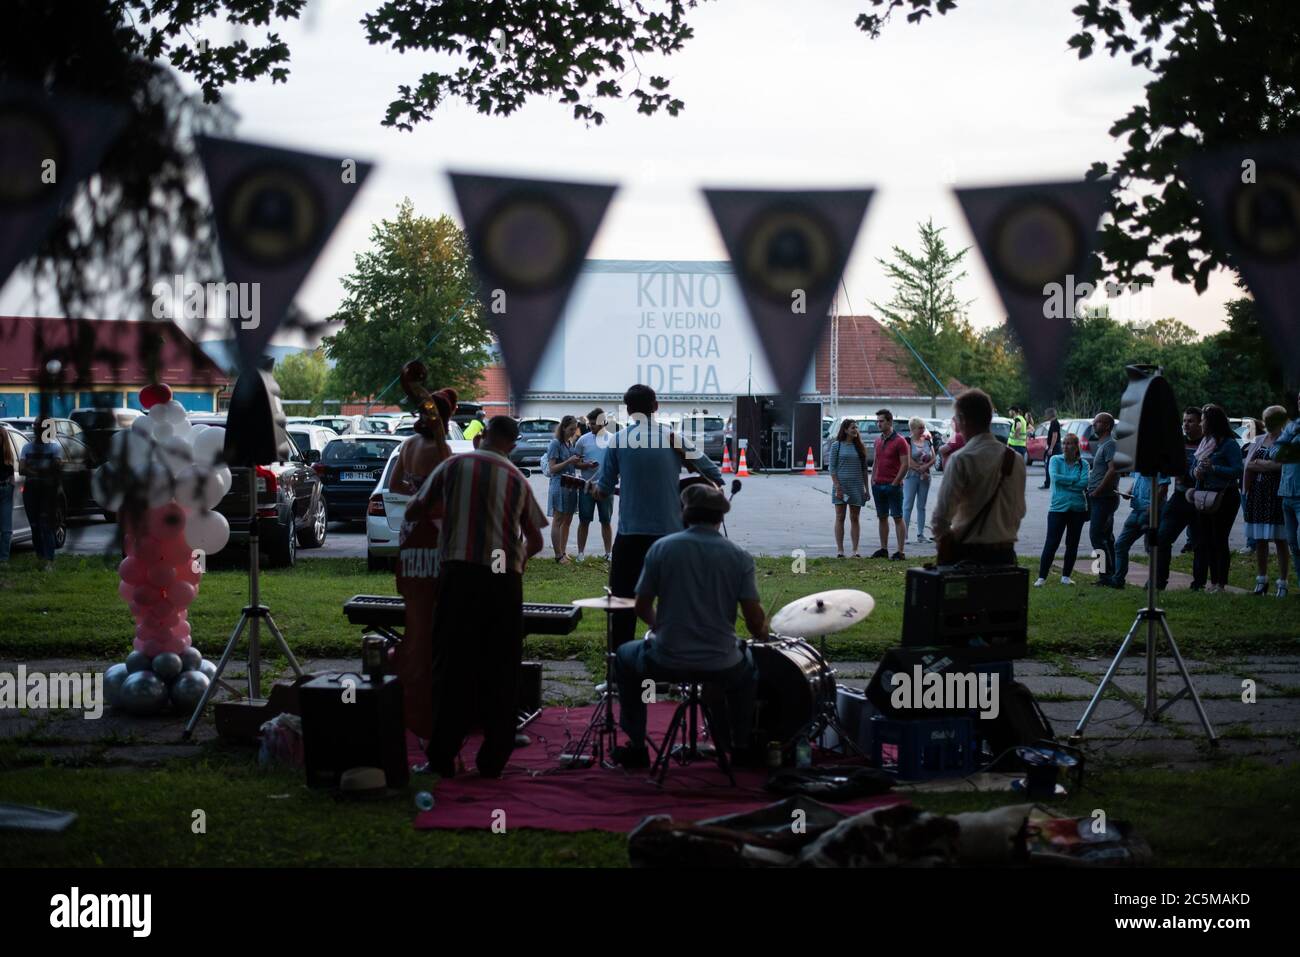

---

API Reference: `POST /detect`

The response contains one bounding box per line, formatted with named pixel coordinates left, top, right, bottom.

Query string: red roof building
left=0, top=316, right=227, bottom=418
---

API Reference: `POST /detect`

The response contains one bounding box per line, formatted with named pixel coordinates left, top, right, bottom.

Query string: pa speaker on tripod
left=1073, top=364, right=1217, bottom=744
left=183, top=365, right=306, bottom=738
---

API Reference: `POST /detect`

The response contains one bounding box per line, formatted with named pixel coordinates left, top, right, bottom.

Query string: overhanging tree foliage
left=857, top=0, right=1300, bottom=292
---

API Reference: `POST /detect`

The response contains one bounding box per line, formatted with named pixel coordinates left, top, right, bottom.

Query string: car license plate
left=342, top=471, right=373, bottom=482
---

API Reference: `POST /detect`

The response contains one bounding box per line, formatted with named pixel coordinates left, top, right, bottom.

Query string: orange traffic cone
left=802, top=447, right=817, bottom=476
left=721, top=444, right=733, bottom=474
left=737, top=448, right=750, bottom=477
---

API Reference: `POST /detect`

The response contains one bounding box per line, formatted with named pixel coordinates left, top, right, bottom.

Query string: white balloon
left=109, top=429, right=156, bottom=476
left=158, top=399, right=189, bottom=426
left=173, top=465, right=205, bottom=510
left=203, top=469, right=227, bottom=509
left=193, top=427, right=226, bottom=467
left=130, top=414, right=156, bottom=437
left=146, top=464, right=175, bottom=508
left=158, top=434, right=195, bottom=476
left=185, top=509, right=230, bottom=554
left=213, top=464, right=232, bottom=495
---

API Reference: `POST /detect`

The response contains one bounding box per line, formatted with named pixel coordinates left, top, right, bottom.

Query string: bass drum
left=748, top=637, right=836, bottom=747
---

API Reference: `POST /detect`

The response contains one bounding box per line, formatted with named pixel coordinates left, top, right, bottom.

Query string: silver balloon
left=199, top=660, right=217, bottom=681
left=169, top=671, right=210, bottom=712
left=104, top=663, right=129, bottom=708
left=152, top=652, right=183, bottom=681
left=125, top=650, right=151, bottom=674
left=117, top=671, right=169, bottom=715
left=180, top=647, right=203, bottom=672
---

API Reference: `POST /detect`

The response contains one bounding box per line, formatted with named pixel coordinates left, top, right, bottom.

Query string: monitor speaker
left=223, top=367, right=290, bottom=467
left=1113, top=364, right=1185, bottom=477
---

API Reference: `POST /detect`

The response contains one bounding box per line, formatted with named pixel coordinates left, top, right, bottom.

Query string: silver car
left=2, top=426, right=33, bottom=549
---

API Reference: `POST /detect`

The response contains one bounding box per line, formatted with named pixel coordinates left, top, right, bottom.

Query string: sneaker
left=1205, top=583, right=1223, bottom=594
left=574, top=552, right=586, bottom=563
left=870, top=548, right=889, bottom=559
left=1060, top=576, right=1075, bottom=585
left=1277, top=580, right=1290, bottom=599
left=1253, top=576, right=1268, bottom=596
left=612, top=744, right=650, bottom=769
left=1033, top=577, right=1046, bottom=587
left=915, top=534, right=929, bottom=544
left=1093, top=576, right=1112, bottom=587
left=890, top=552, right=905, bottom=561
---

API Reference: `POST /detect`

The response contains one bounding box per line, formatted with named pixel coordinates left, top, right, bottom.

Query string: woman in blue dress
left=828, top=419, right=868, bottom=557
left=546, top=415, right=583, bottom=563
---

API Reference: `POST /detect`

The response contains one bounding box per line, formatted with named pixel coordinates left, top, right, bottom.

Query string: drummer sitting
left=612, top=484, right=767, bottom=769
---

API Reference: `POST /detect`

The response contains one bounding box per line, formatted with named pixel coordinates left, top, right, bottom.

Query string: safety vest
left=463, top=419, right=484, bottom=441
left=1009, top=415, right=1027, bottom=448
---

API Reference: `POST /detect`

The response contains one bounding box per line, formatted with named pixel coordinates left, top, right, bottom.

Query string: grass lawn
left=0, top=747, right=1295, bottom=867
left=0, top=553, right=1295, bottom=664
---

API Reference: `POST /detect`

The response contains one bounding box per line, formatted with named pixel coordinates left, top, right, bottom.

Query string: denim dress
left=546, top=437, right=578, bottom=516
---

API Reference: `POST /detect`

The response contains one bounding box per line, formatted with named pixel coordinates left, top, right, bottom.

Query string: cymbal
left=771, top=589, right=875, bottom=638
left=572, top=595, right=637, bottom=610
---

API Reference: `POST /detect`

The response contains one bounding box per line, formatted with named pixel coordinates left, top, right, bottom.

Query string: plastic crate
left=867, top=715, right=977, bottom=780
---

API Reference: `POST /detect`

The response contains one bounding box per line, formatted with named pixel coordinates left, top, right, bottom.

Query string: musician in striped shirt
left=405, top=415, right=547, bottom=778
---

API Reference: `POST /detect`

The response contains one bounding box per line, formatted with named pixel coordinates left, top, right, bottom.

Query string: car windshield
left=323, top=438, right=399, bottom=462
left=685, top=417, right=724, bottom=431
left=519, top=420, right=557, bottom=435
left=991, top=421, right=1011, bottom=438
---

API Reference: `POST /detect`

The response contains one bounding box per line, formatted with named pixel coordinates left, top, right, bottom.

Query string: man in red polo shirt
left=870, top=409, right=911, bottom=559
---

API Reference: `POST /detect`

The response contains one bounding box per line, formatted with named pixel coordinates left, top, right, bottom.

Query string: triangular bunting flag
left=0, top=85, right=126, bottom=288
left=954, top=180, right=1112, bottom=400
left=703, top=188, right=873, bottom=408
left=449, top=172, right=616, bottom=400
left=198, top=136, right=372, bottom=368
left=1182, top=139, right=1300, bottom=382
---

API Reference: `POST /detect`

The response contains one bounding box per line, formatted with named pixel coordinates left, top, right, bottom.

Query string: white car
left=364, top=428, right=473, bottom=571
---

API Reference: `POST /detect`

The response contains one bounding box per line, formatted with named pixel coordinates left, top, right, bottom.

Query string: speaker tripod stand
left=1071, top=488, right=1217, bottom=745
left=183, top=469, right=304, bottom=739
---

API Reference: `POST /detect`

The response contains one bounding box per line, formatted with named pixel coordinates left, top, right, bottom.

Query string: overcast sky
left=3, top=0, right=1242, bottom=343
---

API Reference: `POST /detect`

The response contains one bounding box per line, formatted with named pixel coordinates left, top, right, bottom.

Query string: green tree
left=871, top=218, right=973, bottom=411
left=857, top=1, right=1300, bottom=290
left=273, top=348, right=331, bottom=416
left=322, top=200, right=492, bottom=407
left=1200, top=296, right=1288, bottom=417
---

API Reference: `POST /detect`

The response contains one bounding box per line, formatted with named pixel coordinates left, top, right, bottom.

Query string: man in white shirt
left=931, top=389, right=1027, bottom=565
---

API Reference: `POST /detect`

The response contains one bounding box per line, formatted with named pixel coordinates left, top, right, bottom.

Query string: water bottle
left=414, top=791, right=435, bottom=812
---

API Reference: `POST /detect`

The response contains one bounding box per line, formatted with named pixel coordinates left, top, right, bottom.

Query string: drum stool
left=650, top=680, right=736, bottom=786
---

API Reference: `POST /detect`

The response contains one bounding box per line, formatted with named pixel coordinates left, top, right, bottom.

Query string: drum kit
left=563, top=587, right=874, bottom=770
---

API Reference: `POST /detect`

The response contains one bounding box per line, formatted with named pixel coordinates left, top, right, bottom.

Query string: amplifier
left=866, top=647, right=1015, bottom=720
left=901, top=565, right=1028, bottom=659
left=517, top=661, right=543, bottom=714
left=300, top=673, right=409, bottom=789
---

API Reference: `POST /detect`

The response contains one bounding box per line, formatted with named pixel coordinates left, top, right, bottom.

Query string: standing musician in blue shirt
left=592, top=384, right=723, bottom=648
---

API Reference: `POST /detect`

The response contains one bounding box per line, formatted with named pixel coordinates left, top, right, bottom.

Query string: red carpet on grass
left=412, top=701, right=902, bottom=833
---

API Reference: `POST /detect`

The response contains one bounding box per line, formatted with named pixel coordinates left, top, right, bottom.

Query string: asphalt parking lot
left=49, top=461, right=1244, bottom=562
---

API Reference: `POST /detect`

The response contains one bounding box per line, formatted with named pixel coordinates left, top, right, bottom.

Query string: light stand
left=1071, top=482, right=1217, bottom=744
left=183, top=469, right=304, bottom=738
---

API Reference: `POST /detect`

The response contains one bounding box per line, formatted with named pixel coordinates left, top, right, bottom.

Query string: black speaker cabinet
left=300, top=673, right=408, bottom=789
left=902, top=565, right=1029, bottom=659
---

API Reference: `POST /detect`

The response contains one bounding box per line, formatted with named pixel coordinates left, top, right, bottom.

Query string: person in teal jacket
left=1035, top=432, right=1090, bottom=586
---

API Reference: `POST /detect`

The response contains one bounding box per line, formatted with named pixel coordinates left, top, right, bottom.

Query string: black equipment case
left=300, top=673, right=409, bottom=789
left=901, top=564, right=1029, bottom=660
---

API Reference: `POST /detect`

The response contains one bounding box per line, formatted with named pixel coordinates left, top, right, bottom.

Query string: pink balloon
left=168, top=620, right=192, bottom=642
left=168, top=581, right=197, bottom=607
left=147, top=563, right=177, bottom=587
left=118, top=580, right=135, bottom=602
left=132, top=585, right=163, bottom=607
left=119, top=556, right=146, bottom=585
left=148, top=503, right=187, bottom=540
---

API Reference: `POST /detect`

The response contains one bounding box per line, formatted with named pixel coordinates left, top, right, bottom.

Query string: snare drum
left=748, top=636, right=837, bottom=747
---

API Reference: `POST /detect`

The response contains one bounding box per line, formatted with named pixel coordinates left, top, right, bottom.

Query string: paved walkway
left=3, top=655, right=1296, bottom=773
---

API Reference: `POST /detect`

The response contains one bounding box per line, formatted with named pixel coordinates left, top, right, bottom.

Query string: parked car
left=1027, top=421, right=1051, bottom=464
left=678, top=413, right=726, bottom=459
left=313, top=435, right=403, bottom=523
left=68, top=406, right=142, bottom=461
left=990, top=416, right=1013, bottom=445
left=285, top=424, right=338, bottom=464
left=311, top=415, right=354, bottom=434
left=1229, top=418, right=1258, bottom=444
left=3, top=425, right=36, bottom=549
left=365, top=445, right=406, bottom=572
left=1, top=416, right=85, bottom=440
left=452, top=401, right=484, bottom=429
left=190, top=416, right=327, bottom=567
left=820, top=416, right=886, bottom=469
left=1059, top=418, right=1099, bottom=465
left=510, top=417, right=561, bottom=467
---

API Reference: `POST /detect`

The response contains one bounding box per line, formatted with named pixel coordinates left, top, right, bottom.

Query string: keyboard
left=343, top=595, right=582, bottom=636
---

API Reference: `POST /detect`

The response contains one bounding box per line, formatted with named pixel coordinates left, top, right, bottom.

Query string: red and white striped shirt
left=421, top=449, right=547, bottom=574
